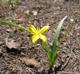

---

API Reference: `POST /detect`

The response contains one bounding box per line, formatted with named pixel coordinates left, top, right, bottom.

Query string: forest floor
left=0, top=0, right=80, bottom=74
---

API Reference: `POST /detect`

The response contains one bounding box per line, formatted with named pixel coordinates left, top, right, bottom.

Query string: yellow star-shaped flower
left=27, top=25, right=49, bottom=43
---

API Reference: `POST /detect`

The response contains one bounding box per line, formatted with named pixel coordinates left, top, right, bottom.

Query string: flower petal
left=39, top=34, right=47, bottom=42
left=39, top=25, right=49, bottom=34
left=27, top=25, right=37, bottom=34
left=32, top=35, right=39, bottom=43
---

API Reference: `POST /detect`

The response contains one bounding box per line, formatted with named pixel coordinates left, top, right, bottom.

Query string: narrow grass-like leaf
left=0, top=19, right=26, bottom=31
left=49, top=16, right=67, bottom=67
left=53, top=16, right=67, bottom=41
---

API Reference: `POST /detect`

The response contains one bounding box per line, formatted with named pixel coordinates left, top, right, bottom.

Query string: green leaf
left=49, top=16, right=67, bottom=67
left=0, top=19, right=26, bottom=31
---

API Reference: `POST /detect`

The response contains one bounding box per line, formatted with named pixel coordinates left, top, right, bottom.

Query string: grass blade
left=53, top=16, right=67, bottom=41
left=0, top=19, right=26, bottom=31
left=49, top=16, right=67, bottom=67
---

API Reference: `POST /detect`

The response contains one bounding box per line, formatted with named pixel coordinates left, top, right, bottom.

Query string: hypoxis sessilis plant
left=0, top=16, right=67, bottom=69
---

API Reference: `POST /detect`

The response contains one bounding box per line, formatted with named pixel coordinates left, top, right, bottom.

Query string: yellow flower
left=27, top=25, right=49, bottom=43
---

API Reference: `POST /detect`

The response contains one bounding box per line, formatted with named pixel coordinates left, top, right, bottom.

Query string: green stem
left=41, top=42, right=53, bottom=68
left=0, top=19, right=26, bottom=31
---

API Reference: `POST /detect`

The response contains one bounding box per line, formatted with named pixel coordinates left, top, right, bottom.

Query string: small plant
left=27, top=16, right=67, bottom=68
left=0, top=16, right=67, bottom=69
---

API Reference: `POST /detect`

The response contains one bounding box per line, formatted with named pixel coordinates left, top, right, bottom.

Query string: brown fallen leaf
left=20, top=57, right=40, bottom=68
left=5, top=38, right=20, bottom=49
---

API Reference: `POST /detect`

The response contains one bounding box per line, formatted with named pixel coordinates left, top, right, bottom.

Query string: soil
left=0, top=0, right=80, bottom=74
